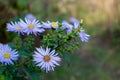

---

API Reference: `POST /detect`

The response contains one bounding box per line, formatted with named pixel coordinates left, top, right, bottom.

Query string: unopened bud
left=80, top=19, right=83, bottom=24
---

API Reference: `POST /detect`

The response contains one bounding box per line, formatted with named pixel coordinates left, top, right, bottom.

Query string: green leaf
left=18, top=51, right=31, bottom=58
left=62, top=53, right=71, bottom=64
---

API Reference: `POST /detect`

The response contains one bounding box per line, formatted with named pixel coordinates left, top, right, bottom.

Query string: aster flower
left=6, top=21, right=23, bottom=34
left=78, top=28, right=90, bottom=42
left=41, top=21, right=52, bottom=28
left=69, top=18, right=90, bottom=42
left=73, top=21, right=80, bottom=29
left=0, top=44, right=19, bottom=65
left=61, top=20, right=80, bottom=33
left=69, top=17, right=81, bottom=32
left=0, top=43, right=3, bottom=51
left=50, top=21, right=59, bottom=29
left=61, top=21, right=73, bottom=33
left=25, top=13, right=36, bottom=21
left=41, top=21, right=59, bottom=29
left=73, top=22, right=90, bottom=42
left=19, top=18, right=45, bottom=35
left=69, top=17, right=80, bottom=25
left=33, top=46, right=61, bottom=72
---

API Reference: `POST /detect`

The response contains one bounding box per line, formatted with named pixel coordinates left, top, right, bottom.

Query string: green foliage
left=42, top=26, right=80, bottom=64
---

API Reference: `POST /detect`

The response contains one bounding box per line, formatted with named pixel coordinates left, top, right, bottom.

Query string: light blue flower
left=62, top=19, right=80, bottom=33
left=41, top=21, right=52, bottom=28
left=78, top=28, right=90, bottom=42
left=61, top=17, right=80, bottom=33
left=73, top=21, right=80, bottom=29
left=0, top=43, right=3, bottom=51
left=61, top=21, right=73, bottom=33
left=50, top=21, right=59, bottom=29
left=0, top=44, right=19, bottom=65
left=69, top=17, right=80, bottom=26
left=33, top=46, right=61, bottom=72
left=19, top=18, right=45, bottom=35
left=6, top=21, right=24, bottom=34
left=41, top=21, right=59, bottom=29
left=69, top=17, right=90, bottom=42
left=25, top=13, right=36, bottom=21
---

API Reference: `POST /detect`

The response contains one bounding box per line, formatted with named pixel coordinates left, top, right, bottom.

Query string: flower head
left=0, top=44, right=19, bottom=65
left=33, top=46, right=61, bottom=72
left=6, top=21, right=23, bottom=34
left=50, top=21, right=59, bottom=28
left=69, top=17, right=80, bottom=26
left=41, top=21, right=52, bottom=28
left=41, top=21, right=59, bottom=29
left=62, top=21, right=73, bottom=33
left=78, top=28, right=90, bottom=42
left=0, top=44, right=4, bottom=52
left=69, top=17, right=81, bottom=31
left=25, top=13, right=36, bottom=21
left=69, top=18, right=90, bottom=42
left=19, top=18, right=45, bottom=35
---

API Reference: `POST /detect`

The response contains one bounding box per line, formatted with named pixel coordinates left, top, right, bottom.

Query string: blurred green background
left=0, top=0, right=120, bottom=80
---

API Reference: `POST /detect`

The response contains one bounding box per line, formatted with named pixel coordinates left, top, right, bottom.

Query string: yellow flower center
left=44, top=55, right=51, bottom=62
left=28, top=23, right=34, bottom=29
left=51, top=22, right=58, bottom=27
left=15, top=25, right=22, bottom=30
left=3, top=52, right=10, bottom=58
